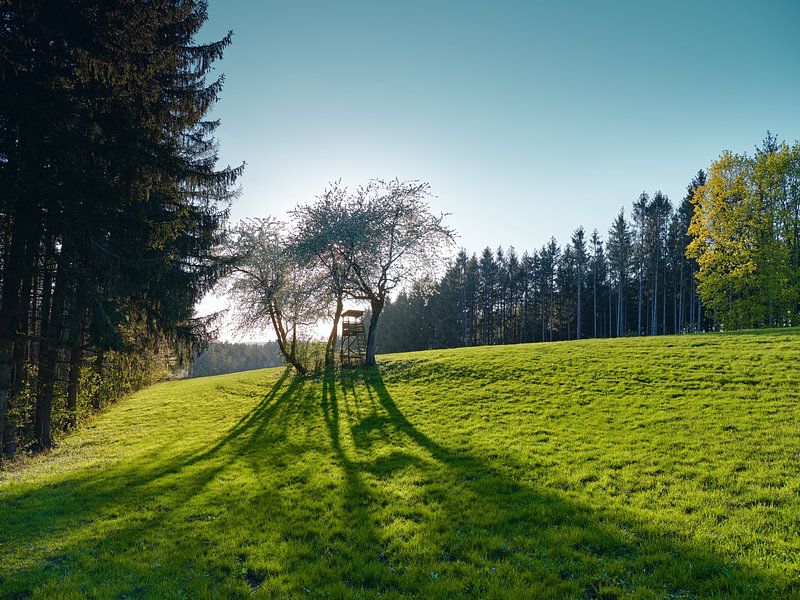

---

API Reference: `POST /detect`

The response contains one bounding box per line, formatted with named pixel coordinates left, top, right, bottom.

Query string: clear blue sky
left=201, top=0, right=799, bottom=253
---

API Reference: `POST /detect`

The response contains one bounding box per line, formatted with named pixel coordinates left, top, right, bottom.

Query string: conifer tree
left=589, top=229, right=606, bottom=338
left=607, top=210, right=632, bottom=337
left=0, top=0, right=239, bottom=451
left=571, top=227, right=588, bottom=339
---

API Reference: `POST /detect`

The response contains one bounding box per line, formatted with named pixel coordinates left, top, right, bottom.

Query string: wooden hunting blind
left=340, top=309, right=366, bottom=366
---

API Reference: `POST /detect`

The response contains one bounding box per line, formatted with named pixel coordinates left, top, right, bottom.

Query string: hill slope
left=2, top=330, right=800, bottom=598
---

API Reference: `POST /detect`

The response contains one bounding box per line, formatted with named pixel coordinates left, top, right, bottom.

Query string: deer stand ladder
left=339, top=309, right=366, bottom=367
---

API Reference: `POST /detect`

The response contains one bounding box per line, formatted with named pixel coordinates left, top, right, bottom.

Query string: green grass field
left=2, top=330, right=800, bottom=599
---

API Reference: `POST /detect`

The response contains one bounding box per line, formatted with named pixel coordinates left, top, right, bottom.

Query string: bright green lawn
left=2, top=330, right=800, bottom=599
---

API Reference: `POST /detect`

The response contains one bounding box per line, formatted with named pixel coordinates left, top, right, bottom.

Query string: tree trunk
left=541, top=299, right=545, bottom=342
left=4, top=274, right=34, bottom=457
left=92, top=351, right=105, bottom=411
left=651, top=256, right=659, bottom=336
left=662, top=263, right=667, bottom=334
left=33, top=262, right=54, bottom=449
left=2, top=230, right=37, bottom=457
left=576, top=272, right=582, bottom=340
left=617, top=279, right=623, bottom=337
left=365, top=298, right=384, bottom=367
left=593, top=268, right=597, bottom=338
left=267, top=303, right=307, bottom=375
left=35, top=243, right=70, bottom=450
left=66, top=304, right=87, bottom=429
left=678, top=259, right=684, bottom=332
left=0, top=214, right=31, bottom=447
left=637, top=265, right=643, bottom=335
left=697, top=296, right=703, bottom=332
left=10, top=270, right=33, bottom=401
left=689, top=267, right=697, bottom=332
left=325, top=293, right=343, bottom=368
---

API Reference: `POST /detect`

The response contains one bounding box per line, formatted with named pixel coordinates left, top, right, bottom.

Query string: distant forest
left=188, top=342, right=284, bottom=378
left=378, top=134, right=800, bottom=354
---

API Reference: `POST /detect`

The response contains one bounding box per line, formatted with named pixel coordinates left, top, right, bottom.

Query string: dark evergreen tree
left=632, top=192, right=649, bottom=335
left=571, top=227, right=588, bottom=339
left=677, top=171, right=707, bottom=332
left=589, top=229, right=607, bottom=338
left=539, top=239, right=559, bottom=342
left=478, top=248, right=497, bottom=345
left=520, top=251, right=538, bottom=343
left=607, top=210, right=632, bottom=337
left=646, top=191, right=673, bottom=336
left=557, top=244, right=576, bottom=339
left=0, top=0, right=239, bottom=453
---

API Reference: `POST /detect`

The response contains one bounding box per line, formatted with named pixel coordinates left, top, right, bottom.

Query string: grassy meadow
left=2, top=329, right=800, bottom=598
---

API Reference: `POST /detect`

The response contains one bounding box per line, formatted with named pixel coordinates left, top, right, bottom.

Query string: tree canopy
left=225, top=179, right=455, bottom=371
left=688, top=135, right=800, bottom=329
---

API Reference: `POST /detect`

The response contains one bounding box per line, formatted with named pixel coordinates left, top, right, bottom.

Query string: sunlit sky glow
left=196, top=0, right=800, bottom=340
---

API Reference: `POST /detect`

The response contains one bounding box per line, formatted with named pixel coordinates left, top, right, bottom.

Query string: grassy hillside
left=2, top=330, right=800, bottom=599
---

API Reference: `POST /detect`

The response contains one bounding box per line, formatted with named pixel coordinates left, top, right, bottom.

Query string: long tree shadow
left=1, top=366, right=794, bottom=598
left=0, top=370, right=305, bottom=597
left=328, top=366, right=792, bottom=598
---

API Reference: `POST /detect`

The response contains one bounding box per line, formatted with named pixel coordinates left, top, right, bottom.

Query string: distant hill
left=2, top=329, right=799, bottom=598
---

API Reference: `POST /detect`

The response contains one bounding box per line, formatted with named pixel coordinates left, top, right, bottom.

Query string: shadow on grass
left=0, top=370, right=305, bottom=596
left=324, top=367, right=789, bottom=598
left=0, top=366, right=792, bottom=598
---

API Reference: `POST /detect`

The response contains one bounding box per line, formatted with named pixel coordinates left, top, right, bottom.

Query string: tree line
left=0, top=1, right=239, bottom=457
left=188, top=342, right=284, bottom=378
left=377, top=135, right=800, bottom=354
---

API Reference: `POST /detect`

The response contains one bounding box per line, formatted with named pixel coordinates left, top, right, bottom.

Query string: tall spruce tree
left=632, top=192, right=649, bottom=335
left=571, top=227, right=588, bottom=339
left=677, top=171, right=706, bottom=332
left=647, top=191, right=672, bottom=336
left=589, top=229, right=606, bottom=338
left=0, top=0, right=240, bottom=452
left=607, top=210, right=632, bottom=337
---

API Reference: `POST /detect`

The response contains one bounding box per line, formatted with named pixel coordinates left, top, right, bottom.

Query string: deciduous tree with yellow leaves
left=687, top=135, right=800, bottom=329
